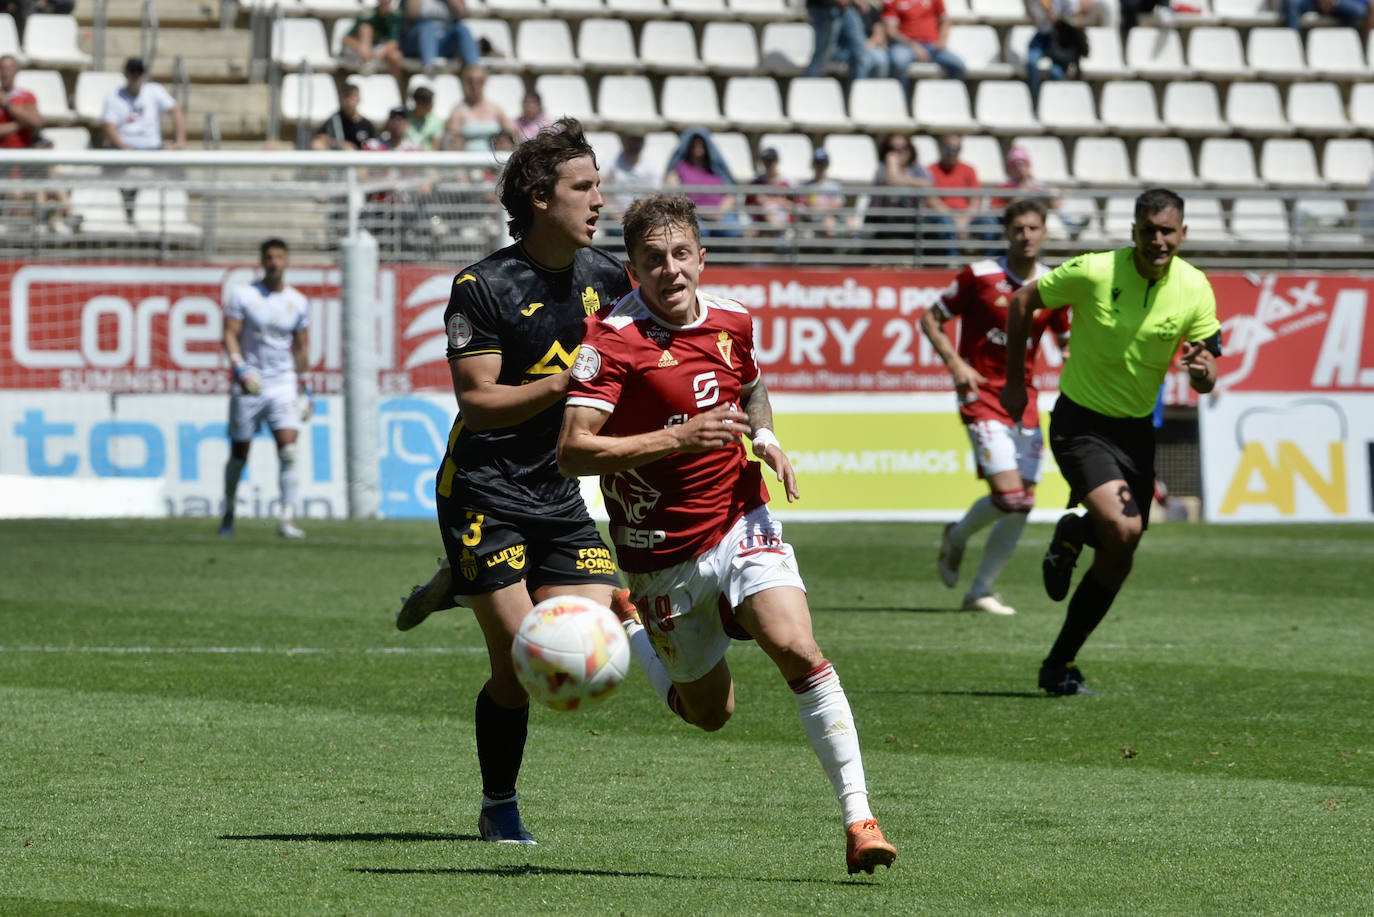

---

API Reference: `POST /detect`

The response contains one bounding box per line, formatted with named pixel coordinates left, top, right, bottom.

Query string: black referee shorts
left=1049, top=395, right=1156, bottom=528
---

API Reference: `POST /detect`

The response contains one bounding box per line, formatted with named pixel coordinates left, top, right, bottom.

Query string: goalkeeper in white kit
left=219, top=237, right=314, bottom=539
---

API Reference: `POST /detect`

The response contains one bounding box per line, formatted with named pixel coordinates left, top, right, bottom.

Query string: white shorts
left=625, top=504, right=806, bottom=684
left=966, top=419, right=1043, bottom=484
left=228, top=381, right=301, bottom=442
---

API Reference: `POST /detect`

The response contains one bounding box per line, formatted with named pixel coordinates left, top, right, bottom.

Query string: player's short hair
left=621, top=193, right=700, bottom=261
left=1001, top=197, right=1047, bottom=227
left=1135, top=187, right=1185, bottom=222
left=260, top=237, right=288, bottom=258
left=340, top=82, right=360, bottom=98
left=498, top=117, right=597, bottom=240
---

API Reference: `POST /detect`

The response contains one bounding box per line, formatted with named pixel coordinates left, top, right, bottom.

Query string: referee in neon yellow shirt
left=1001, top=189, right=1222, bottom=696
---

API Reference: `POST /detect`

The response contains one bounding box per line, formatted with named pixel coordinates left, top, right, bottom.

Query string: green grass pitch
left=1, top=518, right=1370, bottom=915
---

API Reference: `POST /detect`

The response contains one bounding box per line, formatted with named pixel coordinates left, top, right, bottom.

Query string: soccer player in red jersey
left=557, top=193, right=897, bottom=876
left=919, top=198, right=1070, bottom=616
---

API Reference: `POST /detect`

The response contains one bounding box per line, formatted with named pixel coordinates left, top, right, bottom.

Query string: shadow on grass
left=220, top=832, right=474, bottom=843
left=351, top=864, right=878, bottom=885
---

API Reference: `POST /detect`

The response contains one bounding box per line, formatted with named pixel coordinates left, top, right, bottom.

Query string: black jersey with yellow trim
left=436, top=242, right=632, bottom=522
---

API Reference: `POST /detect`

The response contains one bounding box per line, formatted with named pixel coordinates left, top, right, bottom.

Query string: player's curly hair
left=621, top=193, right=700, bottom=261
left=498, top=117, right=597, bottom=240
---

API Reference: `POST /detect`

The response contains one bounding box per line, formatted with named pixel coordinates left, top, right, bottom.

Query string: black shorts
left=436, top=495, right=621, bottom=598
left=1049, top=395, right=1156, bottom=528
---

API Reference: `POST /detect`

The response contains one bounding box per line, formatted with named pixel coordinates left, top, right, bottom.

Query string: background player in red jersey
left=557, top=193, right=897, bottom=876
left=919, top=198, right=1070, bottom=616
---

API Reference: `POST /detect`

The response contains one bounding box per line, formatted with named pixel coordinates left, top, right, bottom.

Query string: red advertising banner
left=3, top=263, right=1368, bottom=399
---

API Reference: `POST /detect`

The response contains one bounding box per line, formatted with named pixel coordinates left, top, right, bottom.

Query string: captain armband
left=1199, top=331, right=1222, bottom=357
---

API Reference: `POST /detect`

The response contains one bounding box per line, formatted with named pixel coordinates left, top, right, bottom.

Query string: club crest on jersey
left=458, top=547, right=479, bottom=582
left=657, top=350, right=677, bottom=367
left=582, top=286, right=601, bottom=315
left=1156, top=316, right=1179, bottom=339
left=447, top=313, right=473, bottom=348
left=571, top=344, right=601, bottom=381
left=995, top=295, right=1009, bottom=307
left=716, top=331, right=734, bottom=368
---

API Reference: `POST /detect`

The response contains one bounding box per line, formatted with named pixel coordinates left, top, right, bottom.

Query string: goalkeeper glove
left=298, top=384, right=314, bottom=423
left=232, top=361, right=261, bottom=395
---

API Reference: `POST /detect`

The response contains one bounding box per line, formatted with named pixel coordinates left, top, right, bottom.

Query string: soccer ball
left=511, top=595, right=631, bottom=712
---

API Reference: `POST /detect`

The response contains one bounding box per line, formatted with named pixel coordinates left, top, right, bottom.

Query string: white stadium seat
left=71, top=187, right=132, bottom=234
left=485, top=73, right=528, bottom=118
left=0, top=13, right=21, bottom=60
left=606, top=0, right=666, bottom=16
left=1294, top=198, right=1361, bottom=245
left=1212, top=0, right=1279, bottom=25
left=1321, top=137, right=1374, bottom=187
left=345, top=74, right=400, bottom=126
left=281, top=72, right=338, bottom=124
left=659, top=75, right=727, bottom=130
left=14, top=68, right=75, bottom=124
left=947, top=25, right=1013, bottom=79
left=1230, top=198, right=1289, bottom=243
left=728, top=0, right=793, bottom=21
left=1304, top=27, right=1367, bottom=81
left=515, top=19, right=578, bottom=72
left=1198, top=137, right=1262, bottom=187
left=847, top=78, right=913, bottom=133
left=1079, top=26, right=1132, bottom=80
left=759, top=22, right=814, bottom=74
left=786, top=77, right=852, bottom=133
left=1161, top=81, right=1228, bottom=136
left=1259, top=137, right=1322, bottom=189
left=1011, top=134, right=1074, bottom=185
left=822, top=133, right=880, bottom=184
left=1036, top=81, right=1104, bottom=134
left=1352, top=83, right=1374, bottom=131
left=21, top=13, right=91, bottom=68
left=1224, top=81, right=1293, bottom=137
left=713, top=131, right=756, bottom=182
left=699, top=21, right=760, bottom=74
left=534, top=73, right=599, bottom=127
left=1125, top=27, right=1190, bottom=80
left=133, top=187, right=202, bottom=240
left=975, top=80, right=1041, bottom=135
left=970, top=0, right=1024, bottom=24
left=640, top=130, right=679, bottom=181
left=1071, top=136, right=1133, bottom=185
left=1245, top=27, right=1307, bottom=81
left=596, top=74, right=663, bottom=132
left=1099, top=81, right=1165, bottom=135
left=640, top=20, right=704, bottom=73
left=271, top=17, right=336, bottom=71
left=72, top=71, right=124, bottom=124
left=1186, top=26, right=1251, bottom=81
left=577, top=18, right=639, bottom=71
left=1135, top=137, right=1201, bottom=188
left=407, top=73, right=462, bottom=118
left=961, top=134, right=1006, bottom=184
left=722, top=76, right=790, bottom=132
left=757, top=131, right=813, bottom=180
left=1181, top=196, right=1232, bottom=243
left=465, top=19, right=518, bottom=69
left=1286, top=82, right=1354, bottom=136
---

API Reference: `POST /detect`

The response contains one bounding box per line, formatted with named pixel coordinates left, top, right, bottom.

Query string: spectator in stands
left=102, top=58, right=185, bottom=153
left=406, top=86, right=445, bottom=150
left=746, top=146, right=795, bottom=248
left=927, top=133, right=1000, bottom=253
left=402, top=0, right=480, bottom=74
left=0, top=54, right=39, bottom=150
left=1281, top=0, right=1369, bottom=32
left=799, top=148, right=850, bottom=238
left=1024, top=0, right=1073, bottom=102
left=444, top=64, right=515, bottom=151
left=1119, top=0, right=1173, bottom=42
left=990, top=145, right=1061, bottom=210
left=310, top=83, right=377, bottom=151
left=602, top=131, right=660, bottom=227
left=341, top=0, right=406, bottom=91
left=513, top=90, right=552, bottom=142
left=881, top=0, right=966, bottom=92
left=102, top=58, right=186, bottom=221
left=805, top=0, right=875, bottom=79
left=867, top=131, right=935, bottom=244
left=663, top=126, right=742, bottom=238
left=860, top=2, right=891, bottom=76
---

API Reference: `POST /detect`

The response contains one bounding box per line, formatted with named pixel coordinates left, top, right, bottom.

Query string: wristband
left=751, top=428, right=781, bottom=452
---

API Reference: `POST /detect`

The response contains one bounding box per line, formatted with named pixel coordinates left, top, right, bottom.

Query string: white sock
left=223, top=456, right=246, bottom=516
left=791, top=661, right=873, bottom=828
left=278, top=444, right=298, bottom=522
left=949, top=495, right=1000, bottom=545
left=969, top=511, right=1029, bottom=597
left=622, top=620, right=675, bottom=708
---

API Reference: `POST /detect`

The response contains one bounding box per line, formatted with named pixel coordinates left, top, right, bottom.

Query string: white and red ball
left=511, top=595, right=631, bottom=712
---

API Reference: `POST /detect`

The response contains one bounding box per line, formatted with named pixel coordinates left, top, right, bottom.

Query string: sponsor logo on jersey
left=614, top=526, right=667, bottom=549
left=715, top=331, right=734, bottom=368
left=486, top=544, right=527, bottom=570
left=604, top=467, right=660, bottom=525
left=520, top=301, right=545, bottom=316
left=582, top=286, right=601, bottom=316
left=571, top=344, right=601, bottom=381
left=447, top=313, right=473, bottom=348
left=1156, top=315, right=1179, bottom=339
left=657, top=350, right=678, bottom=367
left=454, top=273, right=477, bottom=287
left=646, top=325, right=674, bottom=347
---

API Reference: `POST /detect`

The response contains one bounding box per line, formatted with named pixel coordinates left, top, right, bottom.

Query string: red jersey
left=567, top=290, right=770, bottom=573
left=882, top=0, right=946, bottom=44
left=929, top=160, right=980, bottom=210
left=933, top=257, right=1070, bottom=427
left=0, top=87, right=37, bottom=148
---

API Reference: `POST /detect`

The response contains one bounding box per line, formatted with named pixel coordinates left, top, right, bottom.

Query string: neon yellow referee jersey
left=1037, top=247, right=1221, bottom=418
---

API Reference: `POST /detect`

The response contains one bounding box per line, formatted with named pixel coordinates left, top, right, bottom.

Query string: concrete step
left=77, top=0, right=225, bottom=28
left=183, top=84, right=271, bottom=139
left=83, top=27, right=253, bottom=83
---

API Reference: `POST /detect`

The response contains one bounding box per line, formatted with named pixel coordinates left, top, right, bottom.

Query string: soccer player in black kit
left=396, top=118, right=632, bottom=844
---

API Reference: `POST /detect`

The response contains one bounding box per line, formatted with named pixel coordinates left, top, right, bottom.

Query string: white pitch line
left=0, top=645, right=483, bottom=656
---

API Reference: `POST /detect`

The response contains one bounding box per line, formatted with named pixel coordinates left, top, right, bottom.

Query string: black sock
left=1045, top=570, right=1118, bottom=667
left=475, top=687, right=528, bottom=802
